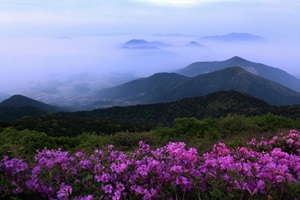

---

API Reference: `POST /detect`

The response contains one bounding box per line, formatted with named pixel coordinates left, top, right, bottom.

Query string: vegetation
left=1, top=114, right=300, bottom=157
left=1, top=100, right=300, bottom=199
left=1, top=129, right=299, bottom=199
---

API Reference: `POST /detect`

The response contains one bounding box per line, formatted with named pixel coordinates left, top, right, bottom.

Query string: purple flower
left=95, top=173, right=111, bottom=183
left=74, top=195, right=93, bottom=200
left=170, top=165, right=183, bottom=173
left=13, top=187, right=23, bottom=195
left=257, top=179, right=266, bottom=192
left=57, top=183, right=72, bottom=200
left=102, top=184, right=113, bottom=194
left=79, top=160, right=92, bottom=169
left=113, top=190, right=121, bottom=200
left=116, top=182, right=125, bottom=191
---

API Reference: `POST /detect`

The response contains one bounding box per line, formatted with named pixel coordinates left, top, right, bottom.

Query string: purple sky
left=0, top=0, right=300, bottom=92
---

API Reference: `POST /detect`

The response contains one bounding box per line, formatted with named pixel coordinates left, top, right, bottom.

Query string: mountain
left=8, top=91, right=300, bottom=135
left=122, top=46, right=160, bottom=50
left=122, top=39, right=170, bottom=48
left=0, top=95, right=66, bottom=113
left=200, top=32, right=264, bottom=42
left=67, top=91, right=279, bottom=127
left=96, top=67, right=300, bottom=107
left=177, top=56, right=300, bottom=93
left=97, top=73, right=189, bottom=106
left=185, top=41, right=205, bottom=47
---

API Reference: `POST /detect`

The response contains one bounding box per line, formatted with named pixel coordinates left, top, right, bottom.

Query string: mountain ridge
left=66, top=90, right=300, bottom=128
left=177, top=56, right=300, bottom=93
left=96, top=66, right=300, bottom=107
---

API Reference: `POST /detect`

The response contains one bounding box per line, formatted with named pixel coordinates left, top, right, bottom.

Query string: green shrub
left=76, top=132, right=111, bottom=152
left=217, top=114, right=257, bottom=136
left=250, top=114, right=295, bottom=132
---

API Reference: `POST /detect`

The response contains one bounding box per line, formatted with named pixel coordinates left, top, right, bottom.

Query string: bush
left=217, top=114, right=257, bottom=136
left=250, top=114, right=295, bottom=132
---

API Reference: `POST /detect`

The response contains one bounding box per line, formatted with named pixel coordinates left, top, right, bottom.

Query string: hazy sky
left=0, top=0, right=300, bottom=93
left=1, top=0, right=299, bottom=38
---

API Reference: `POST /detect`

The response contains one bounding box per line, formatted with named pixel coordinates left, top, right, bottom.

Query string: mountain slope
left=69, top=91, right=277, bottom=127
left=98, top=73, right=189, bottom=105
left=177, top=56, right=300, bottom=93
left=0, top=95, right=66, bottom=113
left=175, top=67, right=300, bottom=105
left=96, top=67, right=300, bottom=106
left=0, top=106, right=47, bottom=121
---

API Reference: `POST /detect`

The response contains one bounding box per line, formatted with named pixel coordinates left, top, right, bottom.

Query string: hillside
left=4, top=91, right=300, bottom=136
left=98, top=73, right=189, bottom=105
left=177, top=56, right=300, bottom=93
left=0, top=95, right=67, bottom=120
left=70, top=91, right=280, bottom=127
left=0, top=106, right=47, bottom=121
left=96, top=67, right=300, bottom=106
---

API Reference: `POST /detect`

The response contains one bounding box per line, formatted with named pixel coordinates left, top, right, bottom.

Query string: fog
left=1, top=34, right=300, bottom=107
left=1, top=35, right=299, bottom=90
left=0, top=0, right=299, bottom=106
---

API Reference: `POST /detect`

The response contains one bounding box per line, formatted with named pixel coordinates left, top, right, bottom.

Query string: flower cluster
left=1, top=130, right=300, bottom=199
left=248, top=129, right=300, bottom=154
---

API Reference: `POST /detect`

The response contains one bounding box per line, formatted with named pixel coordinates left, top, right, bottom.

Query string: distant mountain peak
left=96, top=63, right=300, bottom=107
left=1, top=95, right=37, bottom=106
left=228, top=56, right=247, bottom=62
left=0, top=94, right=66, bottom=113
left=201, top=32, right=264, bottom=42
left=124, top=39, right=148, bottom=45
left=177, top=57, right=300, bottom=93
left=185, top=41, right=204, bottom=47
left=190, top=41, right=200, bottom=45
left=122, top=39, right=171, bottom=48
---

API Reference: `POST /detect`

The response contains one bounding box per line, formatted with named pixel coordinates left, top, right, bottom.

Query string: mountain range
left=1, top=56, right=300, bottom=114
left=96, top=66, right=300, bottom=107
left=177, top=56, right=300, bottom=93
left=200, top=32, right=264, bottom=42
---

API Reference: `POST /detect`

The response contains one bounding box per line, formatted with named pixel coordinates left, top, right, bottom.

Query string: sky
left=0, top=0, right=300, bottom=97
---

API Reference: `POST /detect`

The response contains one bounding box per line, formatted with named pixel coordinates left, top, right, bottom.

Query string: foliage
left=0, top=128, right=80, bottom=158
left=8, top=115, right=149, bottom=137
left=0, top=130, right=300, bottom=199
left=217, top=114, right=258, bottom=136
left=250, top=114, right=297, bottom=132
